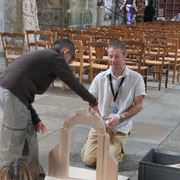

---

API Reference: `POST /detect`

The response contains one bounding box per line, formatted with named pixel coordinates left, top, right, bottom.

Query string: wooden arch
left=48, top=109, right=118, bottom=180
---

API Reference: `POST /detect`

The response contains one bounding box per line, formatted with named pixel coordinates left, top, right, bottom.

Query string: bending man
left=0, top=39, right=97, bottom=179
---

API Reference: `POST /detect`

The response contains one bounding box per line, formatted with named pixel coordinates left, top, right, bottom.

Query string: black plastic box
left=138, top=148, right=180, bottom=180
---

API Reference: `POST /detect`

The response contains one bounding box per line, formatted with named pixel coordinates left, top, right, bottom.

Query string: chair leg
left=90, top=68, right=94, bottom=83
left=145, top=69, right=148, bottom=93
left=172, top=62, right=176, bottom=84
left=51, top=81, right=54, bottom=89
left=165, top=64, right=169, bottom=89
left=5, top=58, right=9, bottom=67
left=62, top=82, right=65, bottom=91
left=158, top=68, right=163, bottom=91
left=177, top=66, right=180, bottom=82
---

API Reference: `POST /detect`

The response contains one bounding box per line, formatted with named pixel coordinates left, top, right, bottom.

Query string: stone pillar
left=0, top=0, right=4, bottom=32
left=22, top=0, right=39, bottom=31
left=96, top=6, right=105, bottom=27
left=0, top=0, right=4, bottom=55
left=4, top=0, right=39, bottom=33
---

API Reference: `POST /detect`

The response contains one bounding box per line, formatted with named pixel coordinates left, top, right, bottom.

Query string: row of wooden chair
left=1, top=26, right=180, bottom=92
left=0, top=32, right=25, bottom=67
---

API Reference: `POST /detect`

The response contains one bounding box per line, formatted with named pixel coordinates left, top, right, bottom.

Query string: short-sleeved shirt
left=89, top=66, right=146, bottom=134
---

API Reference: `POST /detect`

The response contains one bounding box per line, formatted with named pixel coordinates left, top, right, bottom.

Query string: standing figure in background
left=121, top=0, right=138, bottom=24
left=144, top=0, right=155, bottom=22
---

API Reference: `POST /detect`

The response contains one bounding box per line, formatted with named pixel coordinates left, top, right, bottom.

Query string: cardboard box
left=138, top=148, right=180, bottom=180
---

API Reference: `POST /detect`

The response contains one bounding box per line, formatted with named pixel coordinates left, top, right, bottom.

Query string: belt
left=106, top=129, right=127, bottom=136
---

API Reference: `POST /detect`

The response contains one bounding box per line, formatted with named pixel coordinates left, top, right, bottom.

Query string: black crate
left=138, top=148, right=180, bottom=180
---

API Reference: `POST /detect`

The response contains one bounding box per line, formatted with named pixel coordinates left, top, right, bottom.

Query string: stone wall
left=68, top=0, right=97, bottom=29
left=36, top=0, right=69, bottom=30
left=36, top=0, right=97, bottom=30
left=3, top=0, right=39, bottom=33
left=1, top=0, right=121, bottom=33
left=36, top=0, right=118, bottom=30
left=4, top=0, right=22, bottom=33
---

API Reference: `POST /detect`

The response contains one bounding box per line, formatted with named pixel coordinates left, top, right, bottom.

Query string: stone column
left=22, top=0, right=39, bottom=32
left=0, top=0, right=4, bottom=55
left=96, top=6, right=105, bottom=27
left=0, top=0, right=4, bottom=32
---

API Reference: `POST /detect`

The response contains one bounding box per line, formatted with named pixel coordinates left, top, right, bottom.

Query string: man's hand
left=88, top=105, right=99, bottom=114
left=35, top=122, right=46, bottom=134
left=104, top=115, right=120, bottom=130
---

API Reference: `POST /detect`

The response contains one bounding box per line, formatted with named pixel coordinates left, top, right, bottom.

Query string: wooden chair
left=165, top=38, right=179, bottom=84
left=89, top=41, right=109, bottom=83
left=123, top=40, right=148, bottom=91
left=34, top=30, right=53, bottom=49
left=1, top=32, right=25, bottom=67
left=144, top=35, right=170, bottom=90
left=48, top=109, right=118, bottom=180
left=26, top=30, right=36, bottom=51
left=56, top=29, right=72, bottom=40
left=72, top=35, right=92, bottom=61
left=70, top=40, right=90, bottom=83
left=62, top=40, right=90, bottom=91
left=34, top=30, right=54, bottom=88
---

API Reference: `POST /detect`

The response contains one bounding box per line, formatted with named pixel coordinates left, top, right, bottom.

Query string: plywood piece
left=96, top=134, right=105, bottom=180
left=46, top=166, right=129, bottom=180
left=63, top=110, right=106, bottom=134
left=48, top=129, right=70, bottom=178
left=48, top=109, right=121, bottom=180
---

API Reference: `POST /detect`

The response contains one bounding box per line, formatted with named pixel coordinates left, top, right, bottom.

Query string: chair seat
left=127, top=65, right=148, bottom=70
left=6, top=54, right=21, bottom=59
left=146, top=60, right=169, bottom=65
left=91, top=63, right=108, bottom=70
left=37, top=40, right=52, bottom=46
left=82, top=55, right=89, bottom=60
left=69, top=62, right=90, bottom=68
left=165, top=57, right=176, bottom=62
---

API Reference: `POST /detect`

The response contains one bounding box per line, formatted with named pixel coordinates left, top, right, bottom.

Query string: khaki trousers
left=0, top=87, right=45, bottom=178
left=81, top=127, right=128, bottom=166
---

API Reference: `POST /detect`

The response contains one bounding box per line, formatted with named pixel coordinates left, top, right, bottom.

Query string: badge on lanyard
left=109, top=102, right=119, bottom=115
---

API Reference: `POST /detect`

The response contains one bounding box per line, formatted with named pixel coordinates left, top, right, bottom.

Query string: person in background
left=0, top=156, right=40, bottom=180
left=81, top=40, right=146, bottom=166
left=0, top=38, right=98, bottom=179
left=144, top=0, right=155, bottom=22
left=121, top=0, right=138, bottom=24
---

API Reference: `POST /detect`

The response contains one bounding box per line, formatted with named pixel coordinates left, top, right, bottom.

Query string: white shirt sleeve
left=89, top=75, right=100, bottom=98
left=134, top=73, right=147, bottom=97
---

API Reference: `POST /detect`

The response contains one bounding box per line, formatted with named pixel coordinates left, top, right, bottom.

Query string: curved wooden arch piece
left=48, top=109, right=118, bottom=180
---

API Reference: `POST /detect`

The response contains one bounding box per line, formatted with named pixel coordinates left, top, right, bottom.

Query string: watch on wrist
left=120, top=114, right=125, bottom=122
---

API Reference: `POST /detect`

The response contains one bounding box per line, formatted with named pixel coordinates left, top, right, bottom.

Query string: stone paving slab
left=129, top=121, right=173, bottom=144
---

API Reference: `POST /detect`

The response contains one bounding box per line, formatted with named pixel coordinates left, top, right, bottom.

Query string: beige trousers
left=81, top=128, right=128, bottom=166
left=0, top=87, right=45, bottom=178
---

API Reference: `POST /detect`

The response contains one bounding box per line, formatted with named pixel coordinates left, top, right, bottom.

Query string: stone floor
left=0, top=56, right=180, bottom=180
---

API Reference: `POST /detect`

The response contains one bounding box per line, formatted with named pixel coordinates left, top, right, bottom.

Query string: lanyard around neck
left=109, top=74, right=125, bottom=102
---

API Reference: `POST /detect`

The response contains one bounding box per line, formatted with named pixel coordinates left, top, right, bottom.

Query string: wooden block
left=46, top=166, right=129, bottom=180
left=96, top=134, right=105, bottom=180
left=48, top=128, right=70, bottom=178
left=48, top=109, right=121, bottom=180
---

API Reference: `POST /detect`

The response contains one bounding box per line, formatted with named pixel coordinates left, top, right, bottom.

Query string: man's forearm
left=120, top=96, right=144, bottom=121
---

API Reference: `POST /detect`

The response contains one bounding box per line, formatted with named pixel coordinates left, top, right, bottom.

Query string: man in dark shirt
left=0, top=38, right=97, bottom=179
left=144, top=0, right=155, bottom=22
